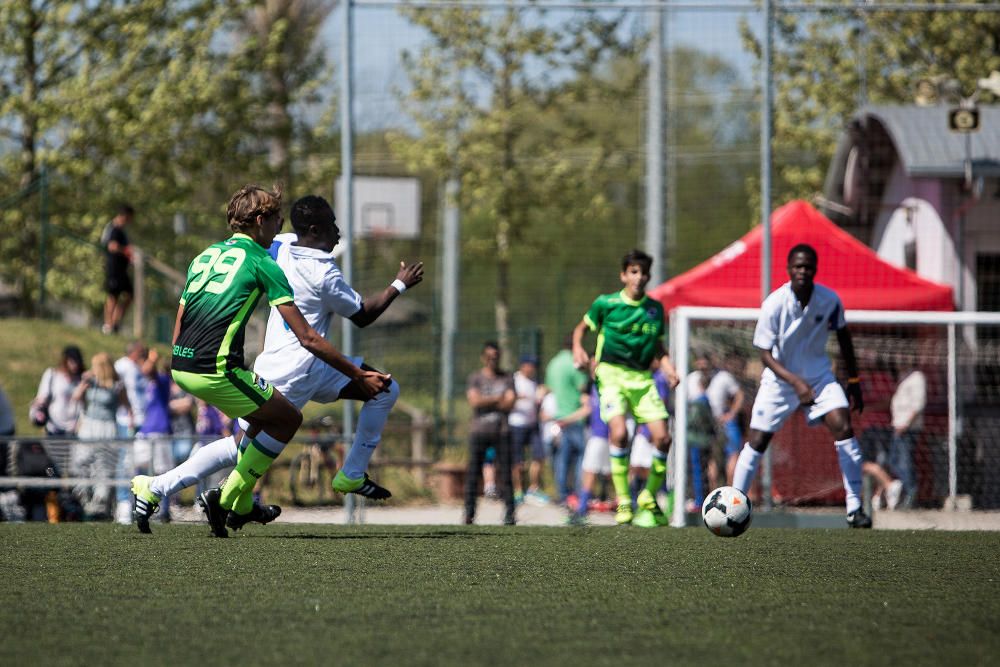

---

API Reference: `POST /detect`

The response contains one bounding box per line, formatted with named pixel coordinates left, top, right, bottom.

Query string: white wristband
left=391, top=279, right=407, bottom=294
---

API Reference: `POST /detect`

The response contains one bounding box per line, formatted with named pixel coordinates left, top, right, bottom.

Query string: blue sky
left=320, top=2, right=763, bottom=132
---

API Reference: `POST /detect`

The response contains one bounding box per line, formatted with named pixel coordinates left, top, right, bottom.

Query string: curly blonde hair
left=227, top=184, right=283, bottom=233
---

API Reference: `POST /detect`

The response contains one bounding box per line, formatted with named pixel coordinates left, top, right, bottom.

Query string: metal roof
left=858, top=105, right=1000, bottom=178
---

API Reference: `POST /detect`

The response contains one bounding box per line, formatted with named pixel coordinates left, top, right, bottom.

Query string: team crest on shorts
left=253, top=374, right=269, bottom=391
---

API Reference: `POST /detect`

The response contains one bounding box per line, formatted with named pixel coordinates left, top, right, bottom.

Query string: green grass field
left=1, top=524, right=997, bottom=666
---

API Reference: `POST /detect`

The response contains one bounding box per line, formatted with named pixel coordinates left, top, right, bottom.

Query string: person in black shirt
left=102, top=203, right=135, bottom=334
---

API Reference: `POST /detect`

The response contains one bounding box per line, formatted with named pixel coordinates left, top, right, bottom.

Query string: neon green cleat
left=130, top=475, right=161, bottom=534
left=632, top=509, right=659, bottom=528
left=637, top=489, right=670, bottom=527
left=332, top=471, right=392, bottom=500
left=615, top=501, right=634, bottom=526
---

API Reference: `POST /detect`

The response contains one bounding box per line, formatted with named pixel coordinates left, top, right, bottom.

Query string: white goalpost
left=669, top=307, right=1000, bottom=528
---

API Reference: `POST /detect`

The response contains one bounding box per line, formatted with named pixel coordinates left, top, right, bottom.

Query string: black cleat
left=130, top=475, right=160, bottom=535
left=847, top=509, right=873, bottom=529
left=250, top=502, right=282, bottom=525
left=226, top=502, right=282, bottom=532
left=198, top=488, right=228, bottom=538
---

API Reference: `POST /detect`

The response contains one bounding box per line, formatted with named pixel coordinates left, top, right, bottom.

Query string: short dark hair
left=482, top=341, right=500, bottom=354
left=622, top=249, right=653, bottom=273
left=787, top=244, right=818, bottom=264
left=117, top=204, right=135, bottom=217
left=290, top=195, right=336, bottom=235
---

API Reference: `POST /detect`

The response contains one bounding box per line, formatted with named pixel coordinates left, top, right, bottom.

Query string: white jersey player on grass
left=732, top=243, right=871, bottom=528
left=137, top=195, right=423, bottom=534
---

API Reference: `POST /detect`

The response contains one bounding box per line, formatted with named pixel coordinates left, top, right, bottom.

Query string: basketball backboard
left=334, top=176, right=421, bottom=239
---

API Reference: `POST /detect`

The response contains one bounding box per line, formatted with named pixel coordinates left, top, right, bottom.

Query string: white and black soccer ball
left=701, top=486, right=752, bottom=537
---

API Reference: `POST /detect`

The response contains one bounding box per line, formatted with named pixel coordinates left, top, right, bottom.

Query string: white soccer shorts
left=582, top=435, right=611, bottom=475
left=629, top=431, right=655, bottom=468
left=268, top=355, right=364, bottom=409
left=749, top=372, right=849, bottom=433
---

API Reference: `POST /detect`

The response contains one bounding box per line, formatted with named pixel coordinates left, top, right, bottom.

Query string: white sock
left=149, top=436, right=239, bottom=498
left=732, top=443, right=762, bottom=494
left=835, top=437, right=863, bottom=514
left=342, top=381, right=399, bottom=479
left=254, top=430, right=288, bottom=457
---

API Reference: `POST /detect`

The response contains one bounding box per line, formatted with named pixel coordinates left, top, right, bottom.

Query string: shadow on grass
left=251, top=529, right=503, bottom=541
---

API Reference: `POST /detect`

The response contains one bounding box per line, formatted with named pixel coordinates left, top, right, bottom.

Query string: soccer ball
left=701, top=486, right=752, bottom=537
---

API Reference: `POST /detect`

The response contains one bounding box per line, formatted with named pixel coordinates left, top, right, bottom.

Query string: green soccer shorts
left=171, top=367, right=273, bottom=419
left=594, top=362, right=668, bottom=425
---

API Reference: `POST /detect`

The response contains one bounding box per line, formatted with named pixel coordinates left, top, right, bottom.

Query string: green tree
left=742, top=4, right=1000, bottom=210
left=0, top=1, right=252, bottom=315
left=391, top=6, right=640, bottom=358
left=233, top=0, right=336, bottom=190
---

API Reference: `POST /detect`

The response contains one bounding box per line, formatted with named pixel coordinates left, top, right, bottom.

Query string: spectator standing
left=539, top=390, right=560, bottom=466
left=71, top=353, right=130, bottom=518
left=0, top=382, right=13, bottom=438
left=30, top=346, right=84, bottom=475
left=113, top=341, right=148, bottom=524
left=509, top=354, right=547, bottom=504
left=0, top=383, right=14, bottom=521
left=545, top=336, right=589, bottom=506
left=101, top=203, right=135, bottom=335
left=685, top=371, right=716, bottom=508
left=685, top=354, right=713, bottom=490
left=134, top=349, right=174, bottom=521
left=858, top=356, right=903, bottom=510
left=890, top=362, right=926, bottom=509
left=464, top=341, right=517, bottom=525
left=569, top=379, right=606, bottom=526
left=706, top=352, right=745, bottom=488
left=169, top=381, right=196, bottom=465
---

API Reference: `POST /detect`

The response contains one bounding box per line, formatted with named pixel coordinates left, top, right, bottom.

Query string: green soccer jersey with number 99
left=171, top=233, right=294, bottom=375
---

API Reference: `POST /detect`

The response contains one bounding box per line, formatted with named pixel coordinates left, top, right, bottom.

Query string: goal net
left=668, top=307, right=1000, bottom=527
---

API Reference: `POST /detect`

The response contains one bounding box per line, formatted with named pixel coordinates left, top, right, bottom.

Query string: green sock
left=645, top=453, right=667, bottom=496
left=233, top=489, right=254, bottom=515
left=219, top=441, right=275, bottom=512
left=610, top=450, right=631, bottom=503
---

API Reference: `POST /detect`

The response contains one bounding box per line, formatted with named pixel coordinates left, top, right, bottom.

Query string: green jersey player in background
left=132, top=184, right=388, bottom=535
left=572, top=249, right=679, bottom=527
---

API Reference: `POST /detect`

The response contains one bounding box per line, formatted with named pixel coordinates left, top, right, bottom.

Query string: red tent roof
left=649, top=200, right=955, bottom=311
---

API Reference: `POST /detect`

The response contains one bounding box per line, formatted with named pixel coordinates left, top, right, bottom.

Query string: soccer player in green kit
left=572, top=249, right=679, bottom=527
left=162, top=184, right=388, bottom=534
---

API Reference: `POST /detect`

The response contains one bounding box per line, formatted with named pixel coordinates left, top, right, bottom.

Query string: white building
left=820, top=105, right=1000, bottom=315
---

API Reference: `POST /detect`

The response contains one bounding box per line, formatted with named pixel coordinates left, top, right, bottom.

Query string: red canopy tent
left=649, top=199, right=955, bottom=311
left=649, top=200, right=954, bottom=506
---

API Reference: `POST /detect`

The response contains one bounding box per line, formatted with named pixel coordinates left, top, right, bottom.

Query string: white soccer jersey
left=253, top=233, right=362, bottom=385
left=752, top=281, right=846, bottom=384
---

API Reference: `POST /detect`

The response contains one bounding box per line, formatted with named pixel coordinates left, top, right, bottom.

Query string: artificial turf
left=1, top=522, right=997, bottom=666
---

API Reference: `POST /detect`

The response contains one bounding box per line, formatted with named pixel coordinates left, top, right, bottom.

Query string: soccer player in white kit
left=133, top=195, right=423, bottom=535
left=731, top=244, right=871, bottom=528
